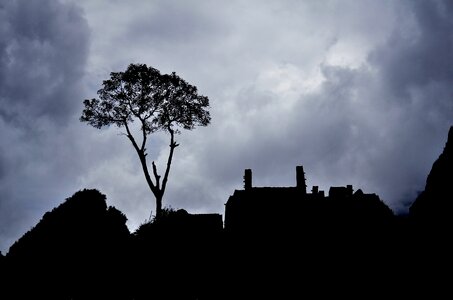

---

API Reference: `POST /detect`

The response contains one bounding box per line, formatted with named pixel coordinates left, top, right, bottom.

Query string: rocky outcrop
left=410, top=126, right=453, bottom=225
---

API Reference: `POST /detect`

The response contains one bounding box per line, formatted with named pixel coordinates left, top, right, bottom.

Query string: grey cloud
left=0, top=0, right=89, bottom=126
left=369, top=0, right=453, bottom=99
left=127, top=1, right=225, bottom=44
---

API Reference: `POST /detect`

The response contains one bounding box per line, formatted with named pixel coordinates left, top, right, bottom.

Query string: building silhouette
left=225, top=165, right=394, bottom=235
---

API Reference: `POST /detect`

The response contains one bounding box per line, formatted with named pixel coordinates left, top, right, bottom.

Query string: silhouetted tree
left=81, top=64, right=211, bottom=218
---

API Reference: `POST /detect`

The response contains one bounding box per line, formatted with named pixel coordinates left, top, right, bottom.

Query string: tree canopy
left=81, top=63, right=210, bottom=133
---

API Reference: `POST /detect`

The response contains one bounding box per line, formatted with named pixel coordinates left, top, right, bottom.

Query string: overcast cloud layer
left=1, top=0, right=452, bottom=253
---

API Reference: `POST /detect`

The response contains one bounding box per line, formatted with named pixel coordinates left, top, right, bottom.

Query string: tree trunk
left=155, top=193, right=163, bottom=219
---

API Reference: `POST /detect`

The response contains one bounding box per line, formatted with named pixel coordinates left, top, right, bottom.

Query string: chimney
left=312, top=186, right=319, bottom=194
left=296, top=165, right=306, bottom=194
left=244, top=169, right=252, bottom=190
left=346, top=185, right=353, bottom=196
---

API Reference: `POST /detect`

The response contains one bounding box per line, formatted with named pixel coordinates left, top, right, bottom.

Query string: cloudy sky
left=1, top=0, right=452, bottom=252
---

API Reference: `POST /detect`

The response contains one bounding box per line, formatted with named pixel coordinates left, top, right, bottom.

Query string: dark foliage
left=131, top=207, right=223, bottom=299
left=81, top=64, right=210, bottom=132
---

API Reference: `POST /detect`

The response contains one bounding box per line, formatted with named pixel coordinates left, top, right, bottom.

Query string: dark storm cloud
left=369, top=0, right=453, bottom=137
left=0, top=0, right=90, bottom=252
left=0, top=0, right=89, bottom=125
left=370, top=0, right=453, bottom=97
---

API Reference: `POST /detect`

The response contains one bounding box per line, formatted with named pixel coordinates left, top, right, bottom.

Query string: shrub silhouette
left=5, top=189, right=131, bottom=299
left=131, top=207, right=223, bottom=300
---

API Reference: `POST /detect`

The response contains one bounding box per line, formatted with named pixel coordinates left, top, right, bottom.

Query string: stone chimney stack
left=244, top=169, right=252, bottom=190
left=312, top=186, right=319, bottom=194
left=347, top=185, right=353, bottom=196
left=296, top=165, right=307, bottom=194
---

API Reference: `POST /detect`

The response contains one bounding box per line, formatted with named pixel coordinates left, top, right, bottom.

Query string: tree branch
left=124, top=121, right=157, bottom=195
left=126, top=97, right=140, bottom=119
left=139, top=116, right=147, bottom=152
left=160, top=127, right=179, bottom=197
left=124, top=121, right=140, bottom=152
